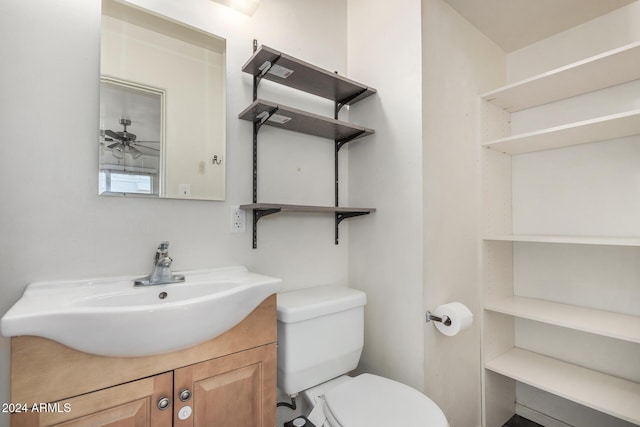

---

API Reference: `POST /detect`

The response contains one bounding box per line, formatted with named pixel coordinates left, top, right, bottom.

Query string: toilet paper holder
left=426, top=311, right=452, bottom=326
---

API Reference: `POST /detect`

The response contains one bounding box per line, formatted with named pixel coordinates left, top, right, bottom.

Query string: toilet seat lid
left=323, top=374, right=448, bottom=427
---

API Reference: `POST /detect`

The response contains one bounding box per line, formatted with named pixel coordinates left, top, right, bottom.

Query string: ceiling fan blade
left=107, top=141, right=122, bottom=149
left=105, top=130, right=122, bottom=140
left=133, top=143, right=160, bottom=151
left=132, top=145, right=160, bottom=157
left=134, top=140, right=160, bottom=143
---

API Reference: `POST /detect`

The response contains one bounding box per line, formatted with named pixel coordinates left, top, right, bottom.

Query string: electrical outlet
left=230, top=206, right=246, bottom=233
left=178, top=184, right=191, bottom=196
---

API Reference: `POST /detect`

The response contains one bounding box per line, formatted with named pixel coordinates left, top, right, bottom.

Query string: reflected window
left=99, top=171, right=153, bottom=195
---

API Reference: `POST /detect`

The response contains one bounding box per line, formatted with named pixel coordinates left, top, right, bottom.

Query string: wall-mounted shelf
left=485, top=296, right=640, bottom=344
left=481, top=41, right=640, bottom=112
left=238, top=100, right=374, bottom=142
left=483, top=109, right=640, bottom=155
left=485, top=348, right=640, bottom=425
left=240, top=42, right=376, bottom=248
left=241, top=44, right=376, bottom=105
left=240, top=203, right=376, bottom=248
left=484, top=234, right=640, bottom=247
left=240, top=203, right=375, bottom=215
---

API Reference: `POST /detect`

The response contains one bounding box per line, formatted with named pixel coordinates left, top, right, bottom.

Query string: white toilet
left=277, top=285, right=449, bottom=427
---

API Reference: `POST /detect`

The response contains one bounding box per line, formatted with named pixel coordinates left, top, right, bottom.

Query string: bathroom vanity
left=9, top=295, right=276, bottom=426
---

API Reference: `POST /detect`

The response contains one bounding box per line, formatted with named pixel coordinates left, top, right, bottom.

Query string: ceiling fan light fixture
left=127, top=145, right=143, bottom=159
left=211, top=0, right=260, bottom=16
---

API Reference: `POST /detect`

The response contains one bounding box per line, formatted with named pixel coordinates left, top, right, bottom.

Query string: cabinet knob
left=179, top=389, right=192, bottom=402
left=157, top=397, right=171, bottom=410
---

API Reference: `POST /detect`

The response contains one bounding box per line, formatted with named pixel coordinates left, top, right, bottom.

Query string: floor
left=503, top=415, right=543, bottom=427
left=280, top=407, right=542, bottom=427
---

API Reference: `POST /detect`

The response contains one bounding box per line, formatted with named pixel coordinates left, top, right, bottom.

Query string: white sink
left=0, top=266, right=281, bottom=357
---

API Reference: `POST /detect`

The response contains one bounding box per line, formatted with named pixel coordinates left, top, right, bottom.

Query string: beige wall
left=347, top=0, right=426, bottom=393
left=422, top=0, right=505, bottom=426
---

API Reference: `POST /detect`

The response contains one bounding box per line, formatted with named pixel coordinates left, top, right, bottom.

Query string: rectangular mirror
left=100, top=0, right=226, bottom=200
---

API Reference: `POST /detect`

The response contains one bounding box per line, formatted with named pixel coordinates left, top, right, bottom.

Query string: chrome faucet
left=134, top=241, right=185, bottom=286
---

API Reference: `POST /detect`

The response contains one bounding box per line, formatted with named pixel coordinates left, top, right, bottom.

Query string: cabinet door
left=12, top=372, right=173, bottom=427
left=174, top=343, right=276, bottom=427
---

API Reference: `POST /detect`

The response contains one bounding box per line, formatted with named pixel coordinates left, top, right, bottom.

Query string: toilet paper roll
left=433, top=302, right=473, bottom=336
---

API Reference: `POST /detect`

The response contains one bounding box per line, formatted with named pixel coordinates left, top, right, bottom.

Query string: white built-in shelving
left=481, top=40, right=640, bottom=427
left=484, top=234, right=640, bottom=246
left=481, top=41, right=640, bottom=112
left=485, top=348, right=640, bottom=425
left=485, top=296, right=640, bottom=344
left=483, top=109, right=640, bottom=155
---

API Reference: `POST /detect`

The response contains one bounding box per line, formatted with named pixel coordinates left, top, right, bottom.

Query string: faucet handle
left=154, top=241, right=170, bottom=263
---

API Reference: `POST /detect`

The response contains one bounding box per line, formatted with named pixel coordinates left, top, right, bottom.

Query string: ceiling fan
left=101, top=118, right=160, bottom=159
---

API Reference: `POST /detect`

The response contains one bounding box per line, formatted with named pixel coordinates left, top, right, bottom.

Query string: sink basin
left=0, top=266, right=281, bottom=357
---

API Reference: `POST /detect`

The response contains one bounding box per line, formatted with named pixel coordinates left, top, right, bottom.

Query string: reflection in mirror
left=100, top=0, right=226, bottom=200
left=100, top=78, right=164, bottom=196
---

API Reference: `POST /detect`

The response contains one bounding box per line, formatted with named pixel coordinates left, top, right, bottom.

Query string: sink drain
left=158, top=292, right=168, bottom=299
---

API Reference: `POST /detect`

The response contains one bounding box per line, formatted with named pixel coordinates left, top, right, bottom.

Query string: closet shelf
left=485, top=348, right=640, bottom=425
left=240, top=203, right=375, bottom=215
left=484, top=234, right=640, bottom=247
left=481, top=41, right=640, bottom=112
left=242, top=44, right=376, bottom=105
left=239, top=99, right=375, bottom=142
left=485, top=296, right=640, bottom=344
left=483, top=109, right=640, bottom=155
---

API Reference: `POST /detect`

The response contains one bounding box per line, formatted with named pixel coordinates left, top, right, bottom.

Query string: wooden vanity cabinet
left=10, top=295, right=277, bottom=427
left=174, top=344, right=276, bottom=427
left=14, top=372, right=174, bottom=427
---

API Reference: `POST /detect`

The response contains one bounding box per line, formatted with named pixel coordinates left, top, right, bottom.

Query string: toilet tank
left=276, top=285, right=367, bottom=395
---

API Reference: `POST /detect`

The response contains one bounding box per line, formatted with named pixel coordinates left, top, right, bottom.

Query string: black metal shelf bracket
left=250, top=39, right=285, bottom=248
left=252, top=106, right=279, bottom=207
left=252, top=208, right=281, bottom=249
left=334, top=93, right=369, bottom=244
left=254, top=107, right=280, bottom=130
left=335, top=211, right=371, bottom=244
left=252, top=39, right=282, bottom=102
left=335, top=87, right=369, bottom=115
left=336, top=130, right=366, bottom=152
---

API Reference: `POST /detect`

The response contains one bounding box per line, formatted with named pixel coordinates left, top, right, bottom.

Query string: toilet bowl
left=302, top=374, right=449, bottom=427
left=277, top=285, right=449, bottom=427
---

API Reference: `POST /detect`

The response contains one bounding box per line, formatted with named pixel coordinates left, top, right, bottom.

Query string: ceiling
left=443, top=0, right=635, bottom=52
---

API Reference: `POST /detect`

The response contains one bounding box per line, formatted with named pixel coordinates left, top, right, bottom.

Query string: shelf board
left=485, top=348, right=640, bottom=425
left=484, top=235, right=640, bottom=247
left=238, top=99, right=375, bottom=142
left=239, top=203, right=376, bottom=215
left=483, top=109, right=640, bottom=155
left=485, top=296, right=640, bottom=344
left=240, top=203, right=375, bottom=248
left=481, top=41, right=640, bottom=112
left=242, top=45, right=376, bottom=105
